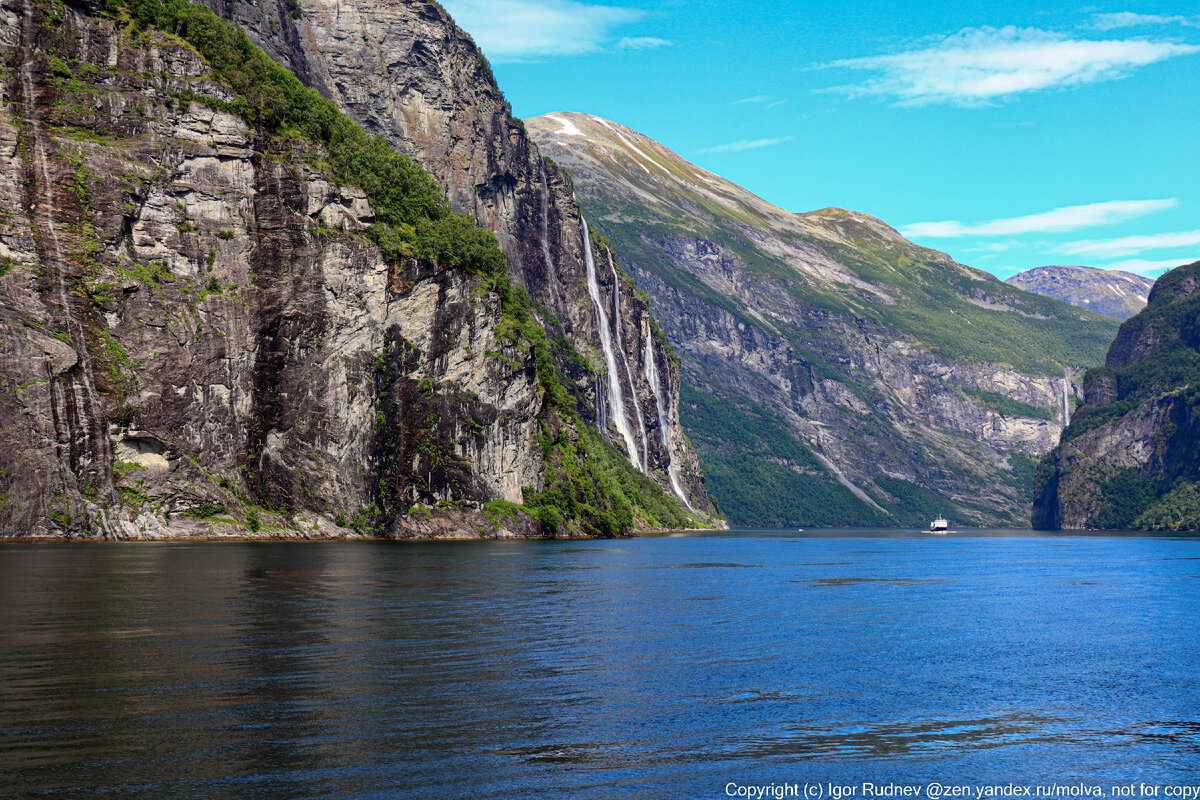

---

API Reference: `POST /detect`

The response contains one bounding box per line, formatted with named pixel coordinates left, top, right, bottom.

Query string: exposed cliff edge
left=0, top=0, right=718, bottom=538
left=1006, top=265, right=1155, bottom=321
left=198, top=0, right=718, bottom=519
left=528, top=112, right=1121, bottom=528
left=1034, top=261, right=1200, bottom=531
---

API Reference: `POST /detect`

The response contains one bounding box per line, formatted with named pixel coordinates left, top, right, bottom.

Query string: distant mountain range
left=1006, top=266, right=1155, bottom=321
left=528, top=112, right=1119, bottom=527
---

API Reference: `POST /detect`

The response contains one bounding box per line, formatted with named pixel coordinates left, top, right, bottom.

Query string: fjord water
left=2, top=531, right=1199, bottom=798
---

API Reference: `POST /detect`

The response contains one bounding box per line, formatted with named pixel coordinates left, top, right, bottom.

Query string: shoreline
left=0, top=533, right=628, bottom=544
left=0, top=526, right=739, bottom=543
left=6, top=526, right=1199, bottom=542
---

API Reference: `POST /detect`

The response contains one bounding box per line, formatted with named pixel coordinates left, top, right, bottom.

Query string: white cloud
left=825, top=26, right=1200, bottom=105
left=733, top=95, right=770, bottom=105
left=1097, top=257, right=1197, bottom=275
left=959, top=241, right=1019, bottom=253
left=616, top=36, right=672, bottom=50
left=900, top=199, right=1178, bottom=238
left=1058, top=229, right=1200, bottom=257
left=440, top=0, right=640, bottom=61
left=1090, top=12, right=1200, bottom=30
left=700, top=136, right=793, bottom=154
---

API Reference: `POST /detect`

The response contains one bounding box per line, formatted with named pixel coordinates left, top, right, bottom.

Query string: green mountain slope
left=528, top=113, right=1120, bottom=527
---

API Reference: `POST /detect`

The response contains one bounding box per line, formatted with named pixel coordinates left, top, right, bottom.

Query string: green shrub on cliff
left=416, top=214, right=508, bottom=279
left=1134, top=481, right=1200, bottom=531
left=960, top=386, right=1055, bottom=421
left=1092, top=467, right=1159, bottom=530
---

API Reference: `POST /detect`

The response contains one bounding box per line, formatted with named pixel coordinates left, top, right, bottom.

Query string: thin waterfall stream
left=581, top=217, right=641, bottom=469
left=644, top=330, right=692, bottom=509
left=19, top=0, right=111, bottom=491
left=608, top=249, right=648, bottom=471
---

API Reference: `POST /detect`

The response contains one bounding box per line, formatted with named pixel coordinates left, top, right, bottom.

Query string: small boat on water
left=929, top=515, right=949, bottom=534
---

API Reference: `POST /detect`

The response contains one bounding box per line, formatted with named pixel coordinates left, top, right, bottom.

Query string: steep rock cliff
left=1034, top=261, right=1200, bottom=530
left=0, top=0, right=703, bottom=538
left=196, top=0, right=717, bottom=517
left=1006, top=265, right=1155, bottom=321
left=528, top=113, right=1122, bottom=527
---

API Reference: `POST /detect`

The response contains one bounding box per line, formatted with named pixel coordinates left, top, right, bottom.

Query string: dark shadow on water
left=794, top=577, right=953, bottom=588
left=718, top=713, right=1066, bottom=759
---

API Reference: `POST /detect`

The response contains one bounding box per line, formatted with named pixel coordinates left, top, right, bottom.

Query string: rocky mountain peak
left=1006, top=265, right=1155, bottom=321
left=798, top=207, right=904, bottom=238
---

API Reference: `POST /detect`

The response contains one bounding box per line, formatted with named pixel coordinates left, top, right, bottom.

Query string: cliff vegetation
left=1034, top=261, right=1200, bottom=530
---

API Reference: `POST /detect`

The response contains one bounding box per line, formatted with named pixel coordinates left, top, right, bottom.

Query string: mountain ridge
left=1006, top=265, right=1155, bottom=321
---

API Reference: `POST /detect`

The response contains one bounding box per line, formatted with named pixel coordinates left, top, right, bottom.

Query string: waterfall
left=536, top=158, right=562, bottom=308
left=644, top=330, right=693, bottom=510
left=1062, top=375, right=1072, bottom=426
left=581, top=218, right=641, bottom=469
left=608, top=250, right=648, bottom=471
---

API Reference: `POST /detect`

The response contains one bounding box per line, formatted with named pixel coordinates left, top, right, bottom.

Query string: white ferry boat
left=929, top=516, right=949, bottom=534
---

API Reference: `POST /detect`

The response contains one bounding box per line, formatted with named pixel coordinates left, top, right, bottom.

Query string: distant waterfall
left=536, top=159, right=562, bottom=307
left=608, top=250, right=648, bottom=471
left=582, top=218, right=641, bottom=468
left=644, top=331, right=693, bottom=510
left=1062, top=375, right=1072, bottom=426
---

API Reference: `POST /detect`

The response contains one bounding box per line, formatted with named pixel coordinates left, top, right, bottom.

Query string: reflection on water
left=724, top=713, right=1063, bottom=759
left=2, top=531, right=1200, bottom=798
left=795, top=577, right=952, bottom=587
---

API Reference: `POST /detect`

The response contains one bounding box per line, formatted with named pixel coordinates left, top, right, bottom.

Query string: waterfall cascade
left=644, top=331, right=693, bottom=509
left=608, top=250, right=648, bottom=471
left=581, top=218, right=642, bottom=469
left=1062, top=376, right=1072, bottom=426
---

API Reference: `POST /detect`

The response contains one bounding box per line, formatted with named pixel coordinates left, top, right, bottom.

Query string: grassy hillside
left=679, top=384, right=893, bottom=527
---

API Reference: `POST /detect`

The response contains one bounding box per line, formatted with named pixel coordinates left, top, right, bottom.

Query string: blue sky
left=440, top=0, right=1200, bottom=279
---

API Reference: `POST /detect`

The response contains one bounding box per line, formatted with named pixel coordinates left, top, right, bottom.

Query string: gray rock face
left=528, top=113, right=1122, bottom=527
left=0, top=0, right=576, bottom=539
left=1006, top=265, right=1156, bottom=320
left=197, top=0, right=716, bottom=515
